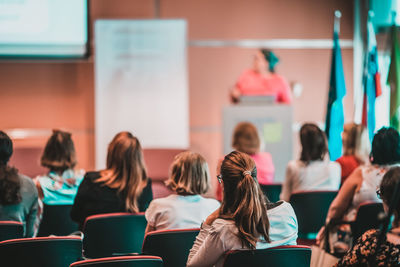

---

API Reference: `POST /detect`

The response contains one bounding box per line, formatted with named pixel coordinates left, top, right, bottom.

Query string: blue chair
left=37, top=204, right=78, bottom=236
left=260, top=183, right=282, bottom=202
left=70, top=256, right=163, bottom=267
left=0, top=236, right=82, bottom=267
left=142, top=228, right=200, bottom=267
left=83, top=213, right=147, bottom=258
left=0, top=221, right=23, bottom=241
left=223, top=245, right=311, bottom=267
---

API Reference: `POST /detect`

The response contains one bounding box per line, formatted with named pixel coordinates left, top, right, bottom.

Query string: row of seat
left=0, top=235, right=311, bottom=267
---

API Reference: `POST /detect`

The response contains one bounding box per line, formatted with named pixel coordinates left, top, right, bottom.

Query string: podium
left=223, top=104, right=293, bottom=182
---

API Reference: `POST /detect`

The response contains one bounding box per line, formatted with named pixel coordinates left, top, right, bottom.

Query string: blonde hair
left=343, top=123, right=370, bottom=164
left=96, top=132, right=147, bottom=213
left=232, top=122, right=260, bottom=155
left=166, top=151, right=210, bottom=195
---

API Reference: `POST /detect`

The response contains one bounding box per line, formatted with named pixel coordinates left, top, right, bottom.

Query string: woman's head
left=166, top=151, right=210, bottom=195
left=0, top=131, right=13, bottom=165
left=299, top=123, right=328, bottom=163
left=232, top=122, right=260, bottom=155
left=342, top=123, right=370, bottom=163
left=220, top=151, right=270, bottom=249
left=99, top=131, right=147, bottom=212
left=370, top=127, right=400, bottom=165
left=0, top=131, right=21, bottom=205
left=41, top=130, right=77, bottom=173
left=379, top=166, right=400, bottom=226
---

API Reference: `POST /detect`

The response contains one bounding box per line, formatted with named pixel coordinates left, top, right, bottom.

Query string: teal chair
left=0, top=221, right=23, bottom=241
left=223, top=245, right=311, bottom=267
left=0, top=236, right=82, bottom=267
left=83, top=213, right=147, bottom=258
left=260, top=184, right=282, bottom=202
left=70, top=256, right=163, bottom=267
left=142, top=228, right=200, bottom=267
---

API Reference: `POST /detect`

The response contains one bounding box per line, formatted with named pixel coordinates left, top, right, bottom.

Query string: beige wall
left=0, top=0, right=354, bottom=195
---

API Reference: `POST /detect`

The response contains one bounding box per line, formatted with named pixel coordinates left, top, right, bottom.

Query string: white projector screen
left=0, top=0, right=88, bottom=58
left=95, top=20, right=189, bottom=169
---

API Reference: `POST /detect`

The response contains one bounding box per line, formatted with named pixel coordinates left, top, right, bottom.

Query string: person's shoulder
left=18, top=173, right=35, bottom=187
left=328, top=160, right=341, bottom=171
left=360, top=229, right=379, bottom=242
left=201, top=196, right=220, bottom=207
left=210, top=218, right=236, bottom=235
left=83, top=171, right=101, bottom=181
left=268, top=201, right=294, bottom=215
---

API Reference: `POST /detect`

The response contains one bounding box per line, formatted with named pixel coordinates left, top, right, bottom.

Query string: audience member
left=318, top=127, right=400, bottom=252
left=216, top=121, right=275, bottom=200
left=145, top=151, right=220, bottom=233
left=71, top=132, right=153, bottom=229
left=0, top=131, right=38, bottom=237
left=336, top=123, right=370, bottom=185
left=280, top=123, right=341, bottom=201
left=336, top=166, right=400, bottom=266
left=187, top=151, right=297, bottom=267
left=35, top=130, right=84, bottom=205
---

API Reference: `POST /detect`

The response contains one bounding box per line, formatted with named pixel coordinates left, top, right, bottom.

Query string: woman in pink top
left=230, top=49, right=292, bottom=104
left=216, top=122, right=275, bottom=200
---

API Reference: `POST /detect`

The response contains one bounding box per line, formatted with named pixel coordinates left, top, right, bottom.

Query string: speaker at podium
left=223, top=96, right=293, bottom=183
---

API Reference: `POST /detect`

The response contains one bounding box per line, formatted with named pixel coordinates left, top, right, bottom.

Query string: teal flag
left=325, top=32, right=347, bottom=161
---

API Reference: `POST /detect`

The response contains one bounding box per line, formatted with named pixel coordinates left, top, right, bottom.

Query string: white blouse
left=145, top=194, right=220, bottom=231
left=280, top=160, right=341, bottom=201
left=187, top=201, right=298, bottom=267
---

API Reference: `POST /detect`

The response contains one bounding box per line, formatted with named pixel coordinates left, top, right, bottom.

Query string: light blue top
left=37, top=169, right=84, bottom=205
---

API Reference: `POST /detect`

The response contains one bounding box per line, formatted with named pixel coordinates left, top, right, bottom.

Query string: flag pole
left=334, top=10, right=342, bottom=34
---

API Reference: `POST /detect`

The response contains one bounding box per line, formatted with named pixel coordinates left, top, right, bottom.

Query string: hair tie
left=243, top=170, right=251, bottom=176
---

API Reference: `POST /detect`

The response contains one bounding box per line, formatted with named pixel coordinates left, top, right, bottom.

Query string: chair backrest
left=0, top=221, right=23, bottom=241
left=70, top=256, right=163, bottom=267
left=142, top=228, right=200, bottom=267
left=351, top=202, right=384, bottom=241
left=83, top=213, right=147, bottom=258
left=260, top=184, right=282, bottom=202
left=0, top=236, right=82, bottom=267
left=223, top=245, right=311, bottom=267
left=289, top=191, right=338, bottom=238
left=37, top=204, right=79, bottom=237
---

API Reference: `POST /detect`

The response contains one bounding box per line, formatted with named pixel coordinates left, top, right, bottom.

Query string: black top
left=70, top=171, right=153, bottom=229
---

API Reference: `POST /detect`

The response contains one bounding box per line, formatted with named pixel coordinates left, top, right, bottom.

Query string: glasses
left=376, top=189, right=381, bottom=199
left=217, top=174, right=222, bottom=184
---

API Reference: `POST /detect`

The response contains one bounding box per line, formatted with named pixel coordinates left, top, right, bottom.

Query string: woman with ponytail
left=71, top=132, right=153, bottom=229
left=0, top=131, right=39, bottom=237
left=187, top=151, right=298, bottom=267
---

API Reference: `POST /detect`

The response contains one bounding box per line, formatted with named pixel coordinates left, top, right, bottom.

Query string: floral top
left=336, top=229, right=400, bottom=267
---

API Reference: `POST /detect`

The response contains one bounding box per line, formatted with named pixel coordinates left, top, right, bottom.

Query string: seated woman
left=35, top=130, right=84, bottom=205
left=280, top=123, right=341, bottom=201
left=187, top=151, right=298, bottom=267
left=336, top=166, right=400, bottom=266
left=145, top=151, right=220, bottom=233
left=216, top=122, right=275, bottom=200
left=318, top=127, right=400, bottom=251
left=0, top=131, right=38, bottom=237
left=71, top=132, right=153, bottom=229
left=335, top=123, right=370, bottom=185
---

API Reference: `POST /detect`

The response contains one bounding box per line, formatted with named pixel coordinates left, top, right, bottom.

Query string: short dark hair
left=379, top=166, right=400, bottom=226
left=371, top=127, right=400, bottom=165
left=0, top=131, right=13, bottom=165
left=299, top=123, right=328, bottom=164
left=41, top=130, right=77, bottom=172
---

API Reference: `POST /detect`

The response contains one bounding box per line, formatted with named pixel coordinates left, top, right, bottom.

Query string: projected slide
left=0, top=0, right=88, bottom=57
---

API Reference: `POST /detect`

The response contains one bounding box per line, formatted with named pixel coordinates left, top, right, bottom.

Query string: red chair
left=142, top=228, right=200, bottom=267
left=70, top=256, right=163, bottom=267
left=83, top=213, right=147, bottom=258
left=0, top=221, right=23, bottom=241
left=0, top=236, right=82, bottom=267
left=289, top=190, right=338, bottom=244
left=223, top=245, right=311, bottom=267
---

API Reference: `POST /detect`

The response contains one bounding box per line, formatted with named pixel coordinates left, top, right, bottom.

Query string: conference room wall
left=0, top=0, right=354, bottom=195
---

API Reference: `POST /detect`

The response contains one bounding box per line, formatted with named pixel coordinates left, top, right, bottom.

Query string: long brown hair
left=41, top=129, right=77, bottom=173
left=232, top=122, right=260, bottom=155
left=299, top=123, right=328, bottom=164
left=220, top=151, right=270, bottom=249
left=96, top=132, right=147, bottom=213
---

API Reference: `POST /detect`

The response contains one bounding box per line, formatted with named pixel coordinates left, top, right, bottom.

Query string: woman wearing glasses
left=187, top=151, right=297, bottom=267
